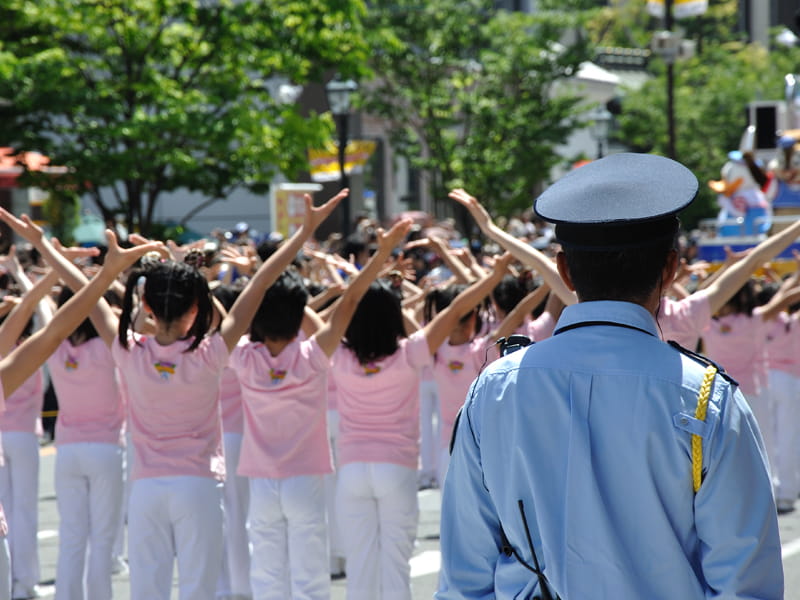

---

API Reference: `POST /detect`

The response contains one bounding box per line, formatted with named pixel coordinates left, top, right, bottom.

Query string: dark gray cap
left=533, top=153, right=698, bottom=250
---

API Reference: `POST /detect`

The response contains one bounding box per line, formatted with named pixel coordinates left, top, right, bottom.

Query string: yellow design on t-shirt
left=363, top=362, right=381, bottom=376
left=65, top=355, right=78, bottom=371
left=269, top=368, right=286, bottom=383
left=448, top=360, right=464, bottom=373
left=154, top=361, right=176, bottom=380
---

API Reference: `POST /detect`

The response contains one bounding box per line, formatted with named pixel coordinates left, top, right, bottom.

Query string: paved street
left=31, top=445, right=798, bottom=598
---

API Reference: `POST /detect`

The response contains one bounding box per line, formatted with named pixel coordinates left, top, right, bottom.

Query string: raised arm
left=490, top=283, right=551, bottom=342
left=315, top=219, right=412, bottom=357
left=404, top=237, right=475, bottom=284
left=701, top=218, right=800, bottom=315
left=423, top=252, right=514, bottom=355
left=0, top=224, right=163, bottom=398
left=220, top=190, right=344, bottom=351
left=0, top=269, right=59, bottom=357
left=449, top=188, right=577, bottom=306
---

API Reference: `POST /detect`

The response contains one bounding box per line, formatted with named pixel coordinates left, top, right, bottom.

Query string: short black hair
left=562, top=234, right=676, bottom=304
left=344, top=280, right=406, bottom=364
left=249, top=269, right=309, bottom=343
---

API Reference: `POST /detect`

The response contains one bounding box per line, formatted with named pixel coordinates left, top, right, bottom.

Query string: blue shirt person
left=437, top=153, right=783, bottom=600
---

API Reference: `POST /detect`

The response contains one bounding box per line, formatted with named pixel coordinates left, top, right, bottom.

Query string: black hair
left=118, top=259, right=212, bottom=352
left=211, top=283, right=241, bottom=312
left=723, top=278, right=759, bottom=317
left=561, top=235, right=676, bottom=304
left=344, top=279, right=406, bottom=364
left=492, top=275, right=527, bottom=316
left=423, top=283, right=482, bottom=334
left=249, top=269, right=309, bottom=343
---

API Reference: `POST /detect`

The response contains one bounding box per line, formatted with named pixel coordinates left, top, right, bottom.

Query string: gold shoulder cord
left=692, top=365, right=717, bottom=493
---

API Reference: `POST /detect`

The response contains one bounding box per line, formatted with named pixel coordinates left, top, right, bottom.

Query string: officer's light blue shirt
left=437, top=300, right=782, bottom=599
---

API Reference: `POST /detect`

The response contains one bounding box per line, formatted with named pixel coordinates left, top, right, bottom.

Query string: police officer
left=436, top=153, right=783, bottom=599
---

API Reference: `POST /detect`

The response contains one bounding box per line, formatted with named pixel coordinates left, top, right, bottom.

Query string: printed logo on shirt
left=448, top=360, right=464, bottom=373
left=719, top=323, right=732, bottom=334
left=64, top=355, right=78, bottom=371
left=269, top=368, right=286, bottom=383
left=363, top=362, right=381, bottom=376
left=154, top=361, right=176, bottom=380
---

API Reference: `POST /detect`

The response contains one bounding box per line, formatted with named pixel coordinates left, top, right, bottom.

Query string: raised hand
left=448, top=188, right=493, bottom=230
left=0, top=209, right=45, bottom=245
left=102, top=230, right=166, bottom=274
left=51, top=238, right=101, bottom=263
left=377, top=218, right=413, bottom=254
left=303, top=189, right=347, bottom=233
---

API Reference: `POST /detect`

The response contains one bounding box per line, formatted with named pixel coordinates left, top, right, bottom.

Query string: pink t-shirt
left=658, top=293, right=712, bottom=350
left=231, top=336, right=331, bottom=479
left=765, top=312, right=800, bottom=377
left=47, top=338, right=124, bottom=446
left=0, top=359, right=43, bottom=434
left=331, top=330, right=433, bottom=469
left=433, top=336, right=486, bottom=449
left=702, top=312, right=768, bottom=397
left=111, top=332, right=229, bottom=481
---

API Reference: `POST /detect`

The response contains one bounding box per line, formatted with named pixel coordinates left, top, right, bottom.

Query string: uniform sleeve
left=694, top=386, right=783, bottom=598
left=406, top=329, right=434, bottom=371
left=436, top=378, right=503, bottom=600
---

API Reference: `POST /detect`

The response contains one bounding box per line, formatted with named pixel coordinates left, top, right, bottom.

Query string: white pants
left=324, top=410, right=344, bottom=565
left=218, top=433, right=251, bottom=598
left=336, top=463, right=418, bottom=600
left=128, top=476, right=223, bottom=600
left=54, top=443, right=123, bottom=600
left=112, top=429, right=133, bottom=562
left=418, top=380, right=439, bottom=485
left=0, top=432, right=40, bottom=598
left=746, top=389, right=777, bottom=483
left=248, top=475, right=329, bottom=600
left=770, top=369, right=800, bottom=501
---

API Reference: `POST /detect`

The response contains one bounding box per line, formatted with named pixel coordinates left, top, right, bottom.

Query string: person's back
left=437, top=153, right=783, bottom=600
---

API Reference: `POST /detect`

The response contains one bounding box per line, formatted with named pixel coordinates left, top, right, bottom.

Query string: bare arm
left=315, top=220, right=413, bottom=357
left=449, top=189, right=577, bottom=306
left=701, top=218, right=800, bottom=315
left=490, top=283, right=551, bottom=342
left=220, top=190, right=344, bottom=351
left=0, top=269, right=60, bottom=357
left=0, top=223, right=163, bottom=398
left=423, top=253, right=514, bottom=355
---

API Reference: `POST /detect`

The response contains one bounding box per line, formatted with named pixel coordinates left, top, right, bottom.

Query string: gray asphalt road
left=31, top=446, right=797, bottom=598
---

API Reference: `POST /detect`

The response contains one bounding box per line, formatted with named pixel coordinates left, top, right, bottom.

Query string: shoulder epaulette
left=667, top=340, right=739, bottom=388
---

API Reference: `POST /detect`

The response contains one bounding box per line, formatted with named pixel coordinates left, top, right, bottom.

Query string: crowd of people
left=0, top=162, right=793, bottom=598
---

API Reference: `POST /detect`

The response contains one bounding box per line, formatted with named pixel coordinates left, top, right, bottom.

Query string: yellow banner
left=308, top=140, right=377, bottom=183
left=647, top=0, right=707, bottom=19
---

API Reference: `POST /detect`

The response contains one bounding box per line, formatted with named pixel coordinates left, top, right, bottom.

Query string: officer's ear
left=662, top=248, right=679, bottom=291
left=556, top=251, right=575, bottom=292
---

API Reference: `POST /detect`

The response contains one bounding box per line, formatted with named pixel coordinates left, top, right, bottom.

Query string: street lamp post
left=590, top=108, right=613, bottom=159
left=325, top=75, right=358, bottom=234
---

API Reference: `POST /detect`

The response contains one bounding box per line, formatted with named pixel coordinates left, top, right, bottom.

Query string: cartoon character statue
left=709, top=150, right=771, bottom=237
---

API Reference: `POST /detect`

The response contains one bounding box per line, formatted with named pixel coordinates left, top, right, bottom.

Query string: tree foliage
left=0, top=0, right=369, bottom=234
left=361, top=0, right=592, bottom=223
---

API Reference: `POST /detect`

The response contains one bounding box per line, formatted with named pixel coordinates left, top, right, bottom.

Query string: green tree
left=361, top=0, right=592, bottom=224
left=0, top=0, right=369, bottom=235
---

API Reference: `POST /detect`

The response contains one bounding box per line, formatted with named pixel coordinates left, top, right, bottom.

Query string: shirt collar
left=554, top=301, right=659, bottom=338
